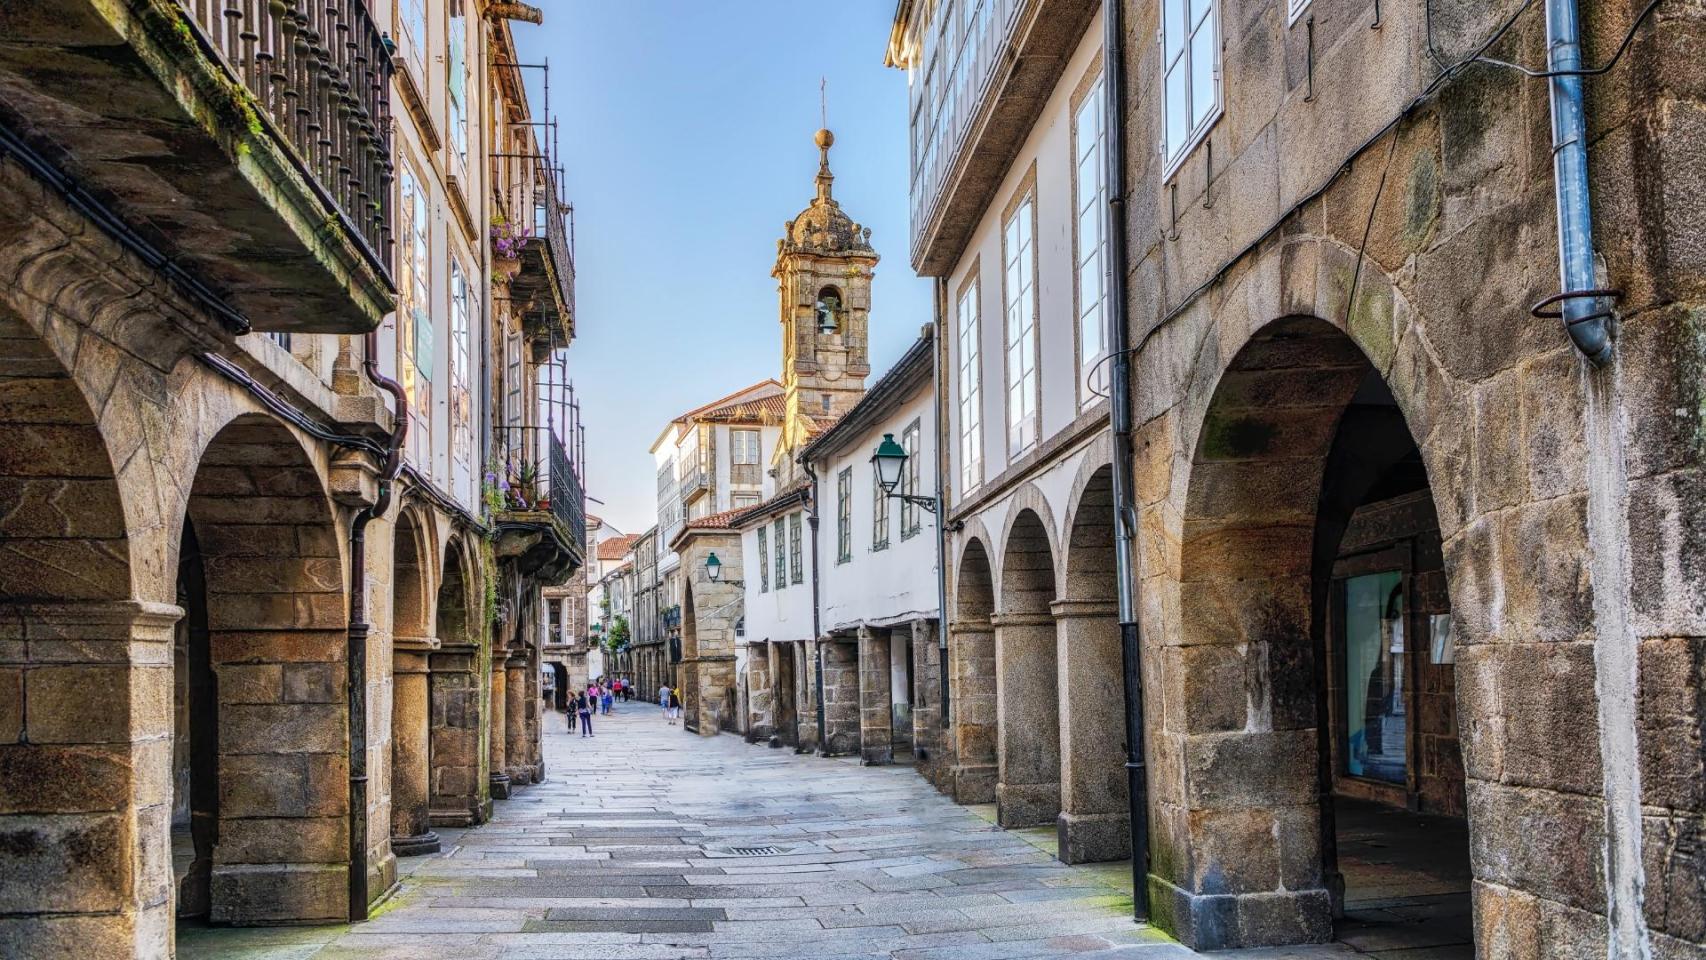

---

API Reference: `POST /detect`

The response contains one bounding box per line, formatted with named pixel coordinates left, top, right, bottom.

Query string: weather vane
left=820, top=76, right=828, bottom=129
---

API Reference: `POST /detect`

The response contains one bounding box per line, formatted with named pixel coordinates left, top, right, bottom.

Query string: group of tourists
left=566, top=676, right=638, bottom=737
left=658, top=683, right=682, bottom=724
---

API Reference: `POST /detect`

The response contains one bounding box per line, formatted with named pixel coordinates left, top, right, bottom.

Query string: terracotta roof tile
left=596, top=534, right=640, bottom=561
left=684, top=507, right=746, bottom=530
left=673, top=379, right=782, bottom=424
left=698, top=394, right=786, bottom=424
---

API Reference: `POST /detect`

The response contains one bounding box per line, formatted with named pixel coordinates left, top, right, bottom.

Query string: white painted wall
left=819, top=385, right=939, bottom=634
left=738, top=505, right=814, bottom=647
left=944, top=12, right=1105, bottom=497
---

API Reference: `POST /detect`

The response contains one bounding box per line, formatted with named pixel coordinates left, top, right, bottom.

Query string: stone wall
left=1111, top=0, right=1706, bottom=949
left=0, top=151, right=529, bottom=955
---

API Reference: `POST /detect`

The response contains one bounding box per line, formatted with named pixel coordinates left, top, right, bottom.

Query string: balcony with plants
left=485, top=423, right=585, bottom=584
left=0, top=0, right=396, bottom=334
left=490, top=114, right=574, bottom=360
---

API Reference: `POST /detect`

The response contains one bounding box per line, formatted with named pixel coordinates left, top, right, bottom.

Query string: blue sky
left=514, top=2, right=930, bottom=534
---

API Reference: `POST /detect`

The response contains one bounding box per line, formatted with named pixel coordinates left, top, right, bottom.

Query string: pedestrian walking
left=577, top=690, right=594, bottom=737
left=600, top=684, right=614, bottom=715
left=666, top=686, right=681, bottom=725
left=658, top=683, right=670, bottom=714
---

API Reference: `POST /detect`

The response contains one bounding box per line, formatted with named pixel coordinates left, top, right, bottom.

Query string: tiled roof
left=684, top=507, right=746, bottom=530
left=596, top=534, right=640, bottom=561
left=673, top=379, right=782, bottom=425
left=698, top=393, right=786, bottom=424
left=730, top=479, right=811, bottom=528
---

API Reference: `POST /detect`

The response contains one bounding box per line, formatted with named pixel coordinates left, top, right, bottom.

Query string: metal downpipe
left=1103, top=0, right=1151, bottom=922
left=930, top=286, right=952, bottom=731
left=1543, top=0, right=1613, bottom=364
left=348, top=331, right=409, bottom=922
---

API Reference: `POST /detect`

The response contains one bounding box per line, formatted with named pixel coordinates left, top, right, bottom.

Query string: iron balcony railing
left=181, top=0, right=394, bottom=274
left=531, top=192, right=576, bottom=327
left=496, top=424, right=586, bottom=553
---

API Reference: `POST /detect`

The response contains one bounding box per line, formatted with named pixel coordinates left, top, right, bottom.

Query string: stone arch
left=180, top=412, right=349, bottom=925
left=429, top=534, right=484, bottom=824
left=995, top=483, right=1061, bottom=607
left=391, top=506, right=434, bottom=642
left=1055, top=460, right=1130, bottom=863
left=949, top=533, right=998, bottom=803
left=1155, top=311, right=1480, bottom=950
left=682, top=580, right=700, bottom=663
left=993, top=506, right=1061, bottom=831
left=388, top=506, right=439, bottom=857
left=0, top=313, right=166, bottom=954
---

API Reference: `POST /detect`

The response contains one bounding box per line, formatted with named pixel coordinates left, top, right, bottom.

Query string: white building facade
left=890, top=0, right=1132, bottom=868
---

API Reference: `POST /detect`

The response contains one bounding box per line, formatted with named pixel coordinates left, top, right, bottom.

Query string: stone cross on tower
left=773, top=126, right=879, bottom=440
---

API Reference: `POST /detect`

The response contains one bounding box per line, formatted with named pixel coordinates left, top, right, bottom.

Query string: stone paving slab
left=180, top=709, right=1358, bottom=960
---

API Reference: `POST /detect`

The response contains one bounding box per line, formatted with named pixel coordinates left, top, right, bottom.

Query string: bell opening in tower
left=816, top=286, right=842, bottom=333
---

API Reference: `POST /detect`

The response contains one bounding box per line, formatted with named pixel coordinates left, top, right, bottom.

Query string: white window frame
left=757, top=526, right=769, bottom=593
left=449, top=259, right=472, bottom=471
left=1002, top=195, right=1039, bottom=459
left=1160, top=0, right=1222, bottom=180
left=1073, top=76, right=1109, bottom=409
left=836, top=467, right=853, bottom=564
left=900, top=419, right=923, bottom=540
left=956, top=277, right=982, bottom=492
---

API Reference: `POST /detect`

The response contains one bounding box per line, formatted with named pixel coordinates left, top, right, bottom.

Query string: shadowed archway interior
left=1056, top=465, right=1130, bottom=864
left=950, top=537, right=997, bottom=804
left=994, top=509, right=1060, bottom=831
left=1163, top=316, right=1471, bottom=952
left=181, top=414, right=349, bottom=925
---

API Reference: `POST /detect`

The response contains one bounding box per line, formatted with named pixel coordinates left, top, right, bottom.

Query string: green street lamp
left=870, top=433, right=938, bottom=513
left=705, top=551, right=743, bottom=586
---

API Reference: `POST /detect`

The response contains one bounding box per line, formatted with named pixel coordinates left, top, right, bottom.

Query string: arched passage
left=389, top=509, right=438, bottom=855
left=181, top=414, right=349, bottom=925
left=0, top=315, right=156, bottom=951
left=429, top=538, right=484, bottom=824
left=1167, top=316, right=1471, bottom=952
left=950, top=536, right=997, bottom=803
left=994, top=508, right=1061, bottom=830
left=1056, top=464, right=1130, bottom=863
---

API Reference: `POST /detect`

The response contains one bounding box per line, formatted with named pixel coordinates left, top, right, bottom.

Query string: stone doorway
left=772, top=641, right=799, bottom=747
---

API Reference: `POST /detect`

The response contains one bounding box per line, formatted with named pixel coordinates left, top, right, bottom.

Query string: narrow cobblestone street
left=180, top=707, right=1297, bottom=960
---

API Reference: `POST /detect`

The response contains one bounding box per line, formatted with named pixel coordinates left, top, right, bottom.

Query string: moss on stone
left=1199, top=410, right=1277, bottom=459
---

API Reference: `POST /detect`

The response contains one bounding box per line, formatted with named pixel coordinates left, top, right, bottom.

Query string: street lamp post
left=870, top=433, right=939, bottom=514
left=704, top=551, right=743, bottom=587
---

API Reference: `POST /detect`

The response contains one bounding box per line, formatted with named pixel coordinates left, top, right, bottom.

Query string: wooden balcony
left=0, top=0, right=395, bottom=333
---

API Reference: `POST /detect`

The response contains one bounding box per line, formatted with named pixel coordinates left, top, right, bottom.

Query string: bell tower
left=774, top=128, right=878, bottom=436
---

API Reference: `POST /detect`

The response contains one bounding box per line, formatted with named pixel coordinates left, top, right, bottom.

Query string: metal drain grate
left=728, top=845, right=785, bottom=857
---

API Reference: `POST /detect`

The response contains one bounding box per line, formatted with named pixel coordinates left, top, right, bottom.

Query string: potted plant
left=490, top=215, right=529, bottom=281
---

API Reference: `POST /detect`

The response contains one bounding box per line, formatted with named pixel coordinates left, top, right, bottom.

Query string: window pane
left=1191, top=20, right=1217, bottom=128
left=1164, top=0, right=1186, bottom=59
left=1165, top=63, right=1187, bottom=157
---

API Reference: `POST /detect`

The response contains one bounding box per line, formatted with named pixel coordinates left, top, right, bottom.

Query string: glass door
left=1342, top=570, right=1408, bottom=785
